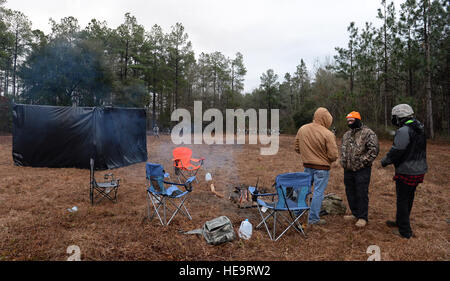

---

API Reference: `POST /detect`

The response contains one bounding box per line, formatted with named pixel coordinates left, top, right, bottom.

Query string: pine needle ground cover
left=0, top=135, right=448, bottom=261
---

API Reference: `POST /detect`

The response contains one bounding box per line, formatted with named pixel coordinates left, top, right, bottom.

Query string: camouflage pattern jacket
left=340, top=125, right=379, bottom=171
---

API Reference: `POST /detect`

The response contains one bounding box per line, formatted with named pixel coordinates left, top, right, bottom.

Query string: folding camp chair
left=172, top=147, right=204, bottom=183
left=89, top=158, right=120, bottom=205
left=146, top=163, right=195, bottom=226
left=249, top=172, right=311, bottom=241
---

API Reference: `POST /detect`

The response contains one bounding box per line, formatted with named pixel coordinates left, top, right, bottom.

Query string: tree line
left=331, top=0, right=448, bottom=138
left=0, top=0, right=448, bottom=138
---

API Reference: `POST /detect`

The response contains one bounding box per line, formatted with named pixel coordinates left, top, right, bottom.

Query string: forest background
left=0, top=0, right=448, bottom=139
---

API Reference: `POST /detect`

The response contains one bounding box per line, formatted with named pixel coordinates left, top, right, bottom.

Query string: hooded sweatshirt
left=294, top=107, right=338, bottom=169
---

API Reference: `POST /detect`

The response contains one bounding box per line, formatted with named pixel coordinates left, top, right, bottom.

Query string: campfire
left=228, top=184, right=273, bottom=208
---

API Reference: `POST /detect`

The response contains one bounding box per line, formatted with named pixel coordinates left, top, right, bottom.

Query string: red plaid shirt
left=393, top=173, right=425, bottom=186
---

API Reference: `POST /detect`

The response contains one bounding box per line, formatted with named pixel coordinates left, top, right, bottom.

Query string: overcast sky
left=5, top=0, right=401, bottom=93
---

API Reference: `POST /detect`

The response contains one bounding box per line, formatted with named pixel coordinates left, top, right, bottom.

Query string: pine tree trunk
left=152, top=91, right=156, bottom=129
left=424, top=0, right=434, bottom=139
left=383, top=3, right=389, bottom=129
left=4, top=69, right=8, bottom=97
left=124, top=39, right=129, bottom=81
left=384, top=81, right=388, bottom=129
left=1, top=71, right=5, bottom=96
left=213, top=69, right=217, bottom=107
left=384, top=54, right=388, bottom=129
left=175, top=49, right=179, bottom=109
left=447, top=91, right=450, bottom=136
left=230, top=65, right=234, bottom=108
left=350, top=45, right=354, bottom=96
left=407, top=34, right=413, bottom=96
left=13, top=29, right=18, bottom=99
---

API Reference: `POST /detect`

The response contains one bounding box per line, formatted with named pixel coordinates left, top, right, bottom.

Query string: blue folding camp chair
left=145, top=163, right=195, bottom=226
left=249, top=172, right=312, bottom=241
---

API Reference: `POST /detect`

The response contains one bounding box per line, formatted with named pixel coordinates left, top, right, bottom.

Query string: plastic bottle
left=205, top=172, right=212, bottom=182
left=238, top=219, right=253, bottom=240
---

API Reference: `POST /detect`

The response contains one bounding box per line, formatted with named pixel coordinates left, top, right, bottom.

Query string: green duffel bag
left=202, top=216, right=236, bottom=245
left=184, top=216, right=236, bottom=245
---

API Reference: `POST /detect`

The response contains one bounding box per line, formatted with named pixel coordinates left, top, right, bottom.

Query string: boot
left=386, top=220, right=398, bottom=228
left=344, top=215, right=356, bottom=221
left=355, top=219, right=367, bottom=227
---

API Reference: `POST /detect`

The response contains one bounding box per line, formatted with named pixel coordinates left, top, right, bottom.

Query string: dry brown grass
left=0, top=134, right=449, bottom=261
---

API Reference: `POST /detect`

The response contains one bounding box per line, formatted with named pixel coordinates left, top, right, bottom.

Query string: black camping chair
left=89, top=158, right=120, bottom=205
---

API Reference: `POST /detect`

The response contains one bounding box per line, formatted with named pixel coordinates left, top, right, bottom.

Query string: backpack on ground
left=184, top=216, right=236, bottom=245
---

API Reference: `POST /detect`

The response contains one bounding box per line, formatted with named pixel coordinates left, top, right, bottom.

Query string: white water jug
left=238, top=219, right=252, bottom=240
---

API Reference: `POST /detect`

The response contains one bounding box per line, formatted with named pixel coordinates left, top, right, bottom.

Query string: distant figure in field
left=295, top=107, right=338, bottom=225
left=381, top=104, right=428, bottom=239
left=340, top=111, right=379, bottom=228
left=153, top=125, right=159, bottom=138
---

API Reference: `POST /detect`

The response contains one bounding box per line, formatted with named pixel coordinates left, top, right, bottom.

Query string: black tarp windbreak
left=12, top=104, right=148, bottom=170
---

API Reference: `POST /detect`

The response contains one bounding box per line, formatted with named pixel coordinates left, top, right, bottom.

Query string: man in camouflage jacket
left=340, top=111, right=379, bottom=227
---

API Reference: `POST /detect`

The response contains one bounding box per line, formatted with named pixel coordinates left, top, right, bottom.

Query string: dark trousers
left=344, top=166, right=371, bottom=221
left=395, top=180, right=417, bottom=238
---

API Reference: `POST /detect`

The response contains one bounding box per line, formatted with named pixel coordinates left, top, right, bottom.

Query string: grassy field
left=0, top=134, right=449, bottom=261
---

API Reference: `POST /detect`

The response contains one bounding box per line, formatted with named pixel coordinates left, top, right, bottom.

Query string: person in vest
left=295, top=107, right=338, bottom=225
left=340, top=111, right=379, bottom=228
left=381, top=104, right=428, bottom=239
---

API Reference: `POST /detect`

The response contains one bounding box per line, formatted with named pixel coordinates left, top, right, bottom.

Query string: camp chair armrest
left=248, top=186, right=276, bottom=197
left=185, top=176, right=196, bottom=184
left=184, top=176, right=195, bottom=192
left=163, top=180, right=185, bottom=186
left=104, top=173, right=119, bottom=182
left=164, top=178, right=195, bottom=186
left=190, top=158, right=205, bottom=162
left=254, top=193, right=277, bottom=197
left=163, top=177, right=194, bottom=192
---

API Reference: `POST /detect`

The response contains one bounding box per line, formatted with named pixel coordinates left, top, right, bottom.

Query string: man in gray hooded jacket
left=381, top=104, right=428, bottom=239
